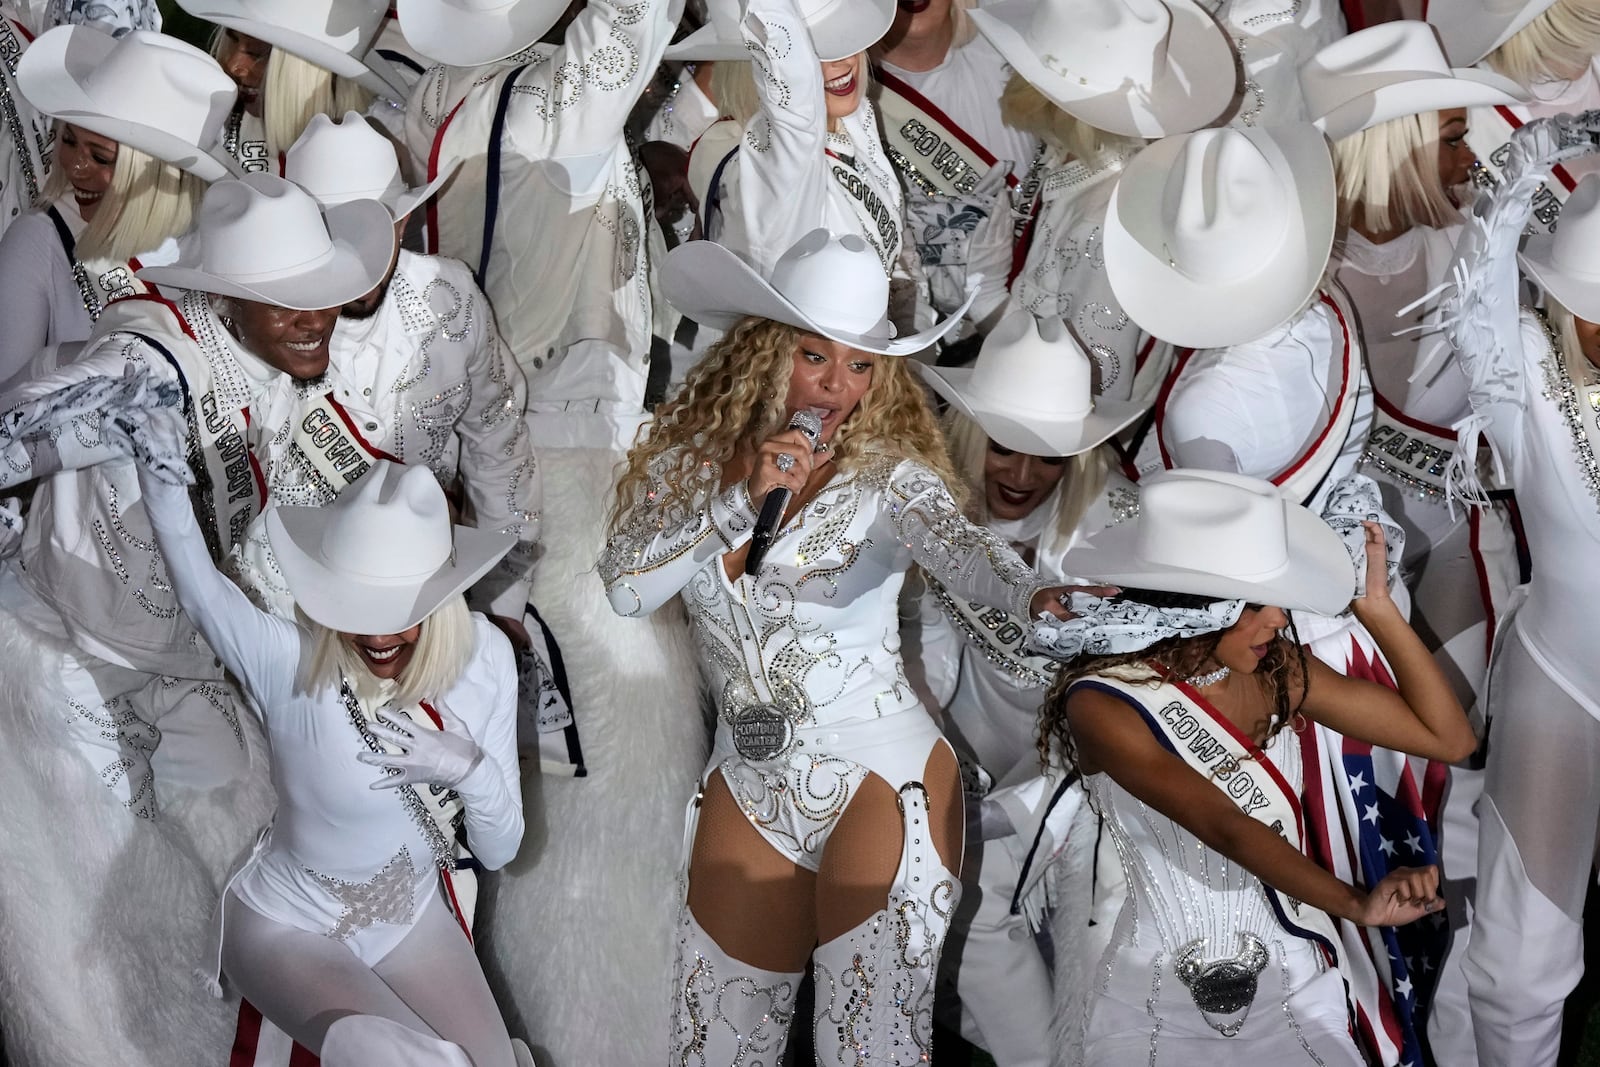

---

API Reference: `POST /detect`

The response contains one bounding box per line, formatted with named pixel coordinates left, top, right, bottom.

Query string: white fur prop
left=477, top=445, right=708, bottom=1067
left=0, top=609, right=276, bottom=1065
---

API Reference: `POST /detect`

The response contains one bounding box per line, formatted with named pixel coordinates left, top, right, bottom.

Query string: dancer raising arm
left=1042, top=469, right=1473, bottom=1063
left=123, top=411, right=525, bottom=1067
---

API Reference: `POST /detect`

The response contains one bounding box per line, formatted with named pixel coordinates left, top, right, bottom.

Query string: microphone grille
left=790, top=409, right=824, bottom=444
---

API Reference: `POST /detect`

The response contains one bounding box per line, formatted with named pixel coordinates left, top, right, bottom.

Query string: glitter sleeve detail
left=452, top=282, right=542, bottom=619
left=502, top=0, right=679, bottom=165
left=704, top=0, right=834, bottom=274
left=883, top=459, right=1045, bottom=623
left=599, top=451, right=757, bottom=617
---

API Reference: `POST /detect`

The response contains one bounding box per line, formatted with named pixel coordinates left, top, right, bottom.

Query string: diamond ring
left=775, top=452, right=797, bottom=473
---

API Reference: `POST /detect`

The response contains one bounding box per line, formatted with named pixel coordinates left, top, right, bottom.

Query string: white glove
left=110, top=402, right=194, bottom=487
left=359, top=703, right=484, bottom=790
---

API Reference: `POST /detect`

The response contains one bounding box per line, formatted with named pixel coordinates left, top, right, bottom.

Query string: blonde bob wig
left=943, top=409, right=1110, bottom=545
left=1487, top=0, right=1600, bottom=88
left=1331, top=111, right=1460, bottom=236
left=262, top=48, right=373, bottom=163
left=611, top=316, right=961, bottom=527
left=41, top=126, right=205, bottom=263
left=999, top=73, right=1143, bottom=163
left=710, top=51, right=872, bottom=130
left=299, top=594, right=476, bottom=707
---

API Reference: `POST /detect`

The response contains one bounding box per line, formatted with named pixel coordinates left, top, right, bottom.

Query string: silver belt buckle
left=1175, top=933, right=1268, bottom=1037
left=730, top=703, right=794, bottom=761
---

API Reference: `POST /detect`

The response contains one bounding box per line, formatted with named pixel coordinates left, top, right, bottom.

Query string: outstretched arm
left=1300, top=521, right=1475, bottom=762
left=133, top=411, right=300, bottom=709
left=1069, top=685, right=1442, bottom=927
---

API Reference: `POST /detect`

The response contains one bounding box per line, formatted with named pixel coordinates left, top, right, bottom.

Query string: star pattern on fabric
left=304, top=846, right=418, bottom=941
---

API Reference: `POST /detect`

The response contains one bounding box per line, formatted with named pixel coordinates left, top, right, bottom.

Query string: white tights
left=221, top=889, right=515, bottom=1066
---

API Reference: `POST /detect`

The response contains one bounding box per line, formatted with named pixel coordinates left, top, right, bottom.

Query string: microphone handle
left=744, top=484, right=792, bottom=577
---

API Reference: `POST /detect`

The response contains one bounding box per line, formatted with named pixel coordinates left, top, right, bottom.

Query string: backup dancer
left=603, top=229, right=1083, bottom=1062
left=0, top=174, right=393, bottom=1065
left=129, top=436, right=527, bottom=1066
left=910, top=309, right=1144, bottom=1067
left=870, top=0, right=1034, bottom=336
left=685, top=0, right=904, bottom=278
left=1303, top=26, right=1529, bottom=1061
left=0, top=26, right=233, bottom=386
left=1041, top=468, right=1473, bottom=1063
left=1436, top=110, right=1600, bottom=1067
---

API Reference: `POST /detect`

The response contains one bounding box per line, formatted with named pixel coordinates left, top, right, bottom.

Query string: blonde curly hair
left=611, top=317, right=961, bottom=523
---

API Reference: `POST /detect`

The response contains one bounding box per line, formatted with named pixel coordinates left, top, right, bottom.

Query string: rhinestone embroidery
left=304, top=845, right=419, bottom=941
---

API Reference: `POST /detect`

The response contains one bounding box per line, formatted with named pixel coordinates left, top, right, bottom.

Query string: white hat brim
left=395, top=0, right=568, bottom=67
left=665, top=0, right=894, bottom=63
left=138, top=197, right=395, bottom=310
left=969, top=0, right=1236, bottom=138
left=918, top=363, right=1147, bottom=457
left=389, top=164, right=457, bottom=221
left=1519, top=240, right=1600, bottom=324
left=1315, top=68, right=1529, bottom=141
left=183, top=3, right=407, bottom=97
left=664, top=23, right=750, bottom=62
left=1427, top=0, right=1556, bottom=65
left=664, top=240, right=971, bottom=356
left=268, top=506, right=515, bottom=634
left=18, top=28, right=235, bottom=181
left=1061, top=497, right=1355, bottom=615
left=1103, top=124, right=1337, bottom=350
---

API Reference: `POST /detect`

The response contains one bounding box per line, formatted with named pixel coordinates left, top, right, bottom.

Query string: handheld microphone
left=744, top=409, right=824, bottom=577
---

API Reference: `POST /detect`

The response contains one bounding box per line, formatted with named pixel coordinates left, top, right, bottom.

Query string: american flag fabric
left=1301, top=628, right=1450, bottom=1067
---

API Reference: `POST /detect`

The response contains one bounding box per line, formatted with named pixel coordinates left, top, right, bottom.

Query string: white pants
left=1465, top=626, right=1596, bottom=1067
left=942, top=815, right=1052, bottom=1067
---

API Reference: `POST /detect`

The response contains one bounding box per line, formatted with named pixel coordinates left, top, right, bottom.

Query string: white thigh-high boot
left=812, top=783, right=961, bottom=1066
left=320, top=1015, right=473, bottom=1066
left=669, top=905, right=803, bottom=1066
left=1464, top=796, right=1583, bottom=1067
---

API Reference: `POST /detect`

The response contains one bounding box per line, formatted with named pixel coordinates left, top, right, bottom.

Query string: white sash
left=926, top=575, right=1061, bottom=690
left=873, top=64, right=1005, bottom=199
left=339, top=680, right=480, bottom=933
left=1079, top=671, right=1343, bottom=959
left=826, top=146, right=902, bottom=273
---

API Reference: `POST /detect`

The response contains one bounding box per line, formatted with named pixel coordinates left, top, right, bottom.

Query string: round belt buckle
left=730, top=704, right=794, bottom=761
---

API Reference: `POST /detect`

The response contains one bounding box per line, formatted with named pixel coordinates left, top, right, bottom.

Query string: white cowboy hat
left=177, top=0, right=410, bottom=98
left=138, top=173, right=395, bottom=310
left=395, top=0, right=569, bottom=67
left=1301, top=21, right=1528, bottom=141
left=969, top=0, right=1236, bottom=139
left=1520, top=173, right=1600, bottom=321
left=1061, top=468, right=1355, bottom=615
left=18, top=27, right=238, bottom=182
left=268, top=460, right=515, bottom=634
left=664, top=230, right=972, bottom=356
left=1425, top=0, right=1556, bottom=66
left=1103, top=123, right=1336, bottom=350
left=667, top=0, right=895, bottom=63
left=917, top=310, right=1146, bottom=456
left=285, top=111, right=457, bottom=221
